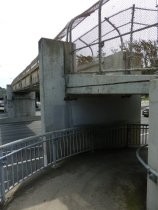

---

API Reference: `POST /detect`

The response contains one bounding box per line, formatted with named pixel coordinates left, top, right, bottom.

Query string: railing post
left=52, top=139, right=57, bottom=167
left=126, top=124, right=130, bottom=147
left=98, top=0, right=104, bottom=73
left=0, top=151, right=5, bottom=205
left=129, top=4, right=135, bottom=70
left=91, top=128, right=95, bottom=152
left=43, top=137, right=48, bottom=167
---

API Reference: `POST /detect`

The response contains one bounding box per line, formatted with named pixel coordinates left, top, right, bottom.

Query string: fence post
left=126, top=124, right=130, bottom=147
left=91, top=128, right=95, bottom=152
left=0, top=151, right=5, bottom=205
left=129, top=4, right=135, bottom=70
left=43, top=136, right=48, bottom=167
left=52, top=139, right=57, bottom=167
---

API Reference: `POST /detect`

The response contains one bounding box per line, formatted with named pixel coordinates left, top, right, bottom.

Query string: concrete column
left=6, top=85, right=36, bottom=118
left=147, top=79, right=158, bottom=210
left=6, top=85, right=14, bottom=117
left=39, top=38, right=73, bottom=133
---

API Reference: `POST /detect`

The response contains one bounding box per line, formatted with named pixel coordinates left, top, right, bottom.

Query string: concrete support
left=6, top=85, right=36, bottom=118
left=39, top=38, right=141, bottom=134
left=39, top=39, right=72, bottom=133
left=147, top=79, right=158, bottom=210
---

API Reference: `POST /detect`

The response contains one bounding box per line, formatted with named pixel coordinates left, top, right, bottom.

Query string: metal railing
left=54, top=1, right=158, bottom=73
left=11, top=0, right=158, bottom=91
left=0, top=127, right=94, bottom=204
left=136, top=144, right=158, bottom=183
left=0, top=123, right=148, bottom=204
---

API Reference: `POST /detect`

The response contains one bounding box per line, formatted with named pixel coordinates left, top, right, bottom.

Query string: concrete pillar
left=39, top=38, right=73, bottom=133
left=6, top=85, right=36, bottom=118
left=147, top=79, right=158, bottom=210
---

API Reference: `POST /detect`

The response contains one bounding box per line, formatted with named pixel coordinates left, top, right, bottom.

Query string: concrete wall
left=39, top=38, right=141, bottom=134
left=68, top=95, right=140, bottom=126
left=147, top=79, right=158, bottom=210
left=6, top=85, right=36, bottom=118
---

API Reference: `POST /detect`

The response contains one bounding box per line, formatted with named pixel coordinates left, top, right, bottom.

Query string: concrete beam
left=66, top=74, right=156, bottom=95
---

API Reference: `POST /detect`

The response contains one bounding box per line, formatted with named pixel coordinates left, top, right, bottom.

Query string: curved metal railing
left=136, top=144, right=158, bottom=183
left=0, top=123, right=149, bottom=205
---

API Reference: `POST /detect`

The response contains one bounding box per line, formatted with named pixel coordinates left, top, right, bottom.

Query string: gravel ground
left=4, top=149, right=147, bottom=210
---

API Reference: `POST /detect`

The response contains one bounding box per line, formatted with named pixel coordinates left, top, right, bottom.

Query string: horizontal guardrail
left=136, top=144, right=158, bottom=183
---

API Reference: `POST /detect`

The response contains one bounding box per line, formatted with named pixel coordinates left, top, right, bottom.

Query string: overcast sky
left=0, top=0, right=157, bottom=88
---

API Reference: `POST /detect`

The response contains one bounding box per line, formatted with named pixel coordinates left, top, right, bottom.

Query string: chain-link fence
left=56, top=0, right=158, bottom=74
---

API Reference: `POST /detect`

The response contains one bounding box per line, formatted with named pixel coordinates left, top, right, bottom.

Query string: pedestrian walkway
left=5, top=149, right=146, bottom=210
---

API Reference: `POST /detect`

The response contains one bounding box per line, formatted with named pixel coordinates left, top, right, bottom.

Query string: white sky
left=0, top=0, right=157, bottom=88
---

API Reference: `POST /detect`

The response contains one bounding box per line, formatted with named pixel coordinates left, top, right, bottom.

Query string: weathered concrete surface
left=68, top=95, right=141, bottom=126
left=66, top=74, right=156, bottom=95
left=147, top=79, right=158, bottom=210
left=5, top=149, right=146, bottom=210
left=39, top=39, right=71, bottom=132
left=6, top=85, right=36, bottom=118
left=39, top=39, right=141, bottom=134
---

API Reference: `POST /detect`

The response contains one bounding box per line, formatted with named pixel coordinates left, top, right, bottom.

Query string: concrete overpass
left=6, top=1, right=158, bottom=209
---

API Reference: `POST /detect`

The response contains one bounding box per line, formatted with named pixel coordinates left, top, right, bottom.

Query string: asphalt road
left=0, top=113, right=41, bottom=145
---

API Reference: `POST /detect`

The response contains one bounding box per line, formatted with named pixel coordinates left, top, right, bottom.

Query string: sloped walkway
left=5, top=149, right=147, bottom=210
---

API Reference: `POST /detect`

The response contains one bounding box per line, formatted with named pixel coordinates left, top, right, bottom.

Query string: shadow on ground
left=5, top=149, right=147, bottom=210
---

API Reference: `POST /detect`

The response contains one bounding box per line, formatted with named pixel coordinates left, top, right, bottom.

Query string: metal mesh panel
left=55, top=0, right=109, bottom=41
left=55, top=0, right=158, bottom=73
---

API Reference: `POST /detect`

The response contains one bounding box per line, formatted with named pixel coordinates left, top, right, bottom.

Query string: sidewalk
left=4, top=149, right=146, bottom=210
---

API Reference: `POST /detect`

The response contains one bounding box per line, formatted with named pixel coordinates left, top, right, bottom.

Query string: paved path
left=5, top=149, right=147, bottom=210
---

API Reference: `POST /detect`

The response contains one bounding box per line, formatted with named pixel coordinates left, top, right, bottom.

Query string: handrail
left=0, top=123, right=149, bottom=205
left=136, top=144, right=158, bottom=183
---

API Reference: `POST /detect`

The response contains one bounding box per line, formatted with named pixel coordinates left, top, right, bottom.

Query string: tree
left=124, top=40, right=158, bottom=68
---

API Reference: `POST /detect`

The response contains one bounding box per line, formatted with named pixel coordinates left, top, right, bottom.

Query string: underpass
left=2, top=0, right=157, bottom=208
left=6, top=149, right=147, bottom=210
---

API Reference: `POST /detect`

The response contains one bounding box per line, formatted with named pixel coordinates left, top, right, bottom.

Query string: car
left=142, top=107, right=149, bottom=117
left=35, top=101, right=41, bottom=110
left=0, top=100, right=4, bottom=112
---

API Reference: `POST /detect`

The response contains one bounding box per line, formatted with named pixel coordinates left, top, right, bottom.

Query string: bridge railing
left=11, top=1, right=158, bottom=91
left=67, top=5, right=158, bottom=74
left=0, top=123, right=148, bottom=205
left=12, top=56, right=39, bottom=92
